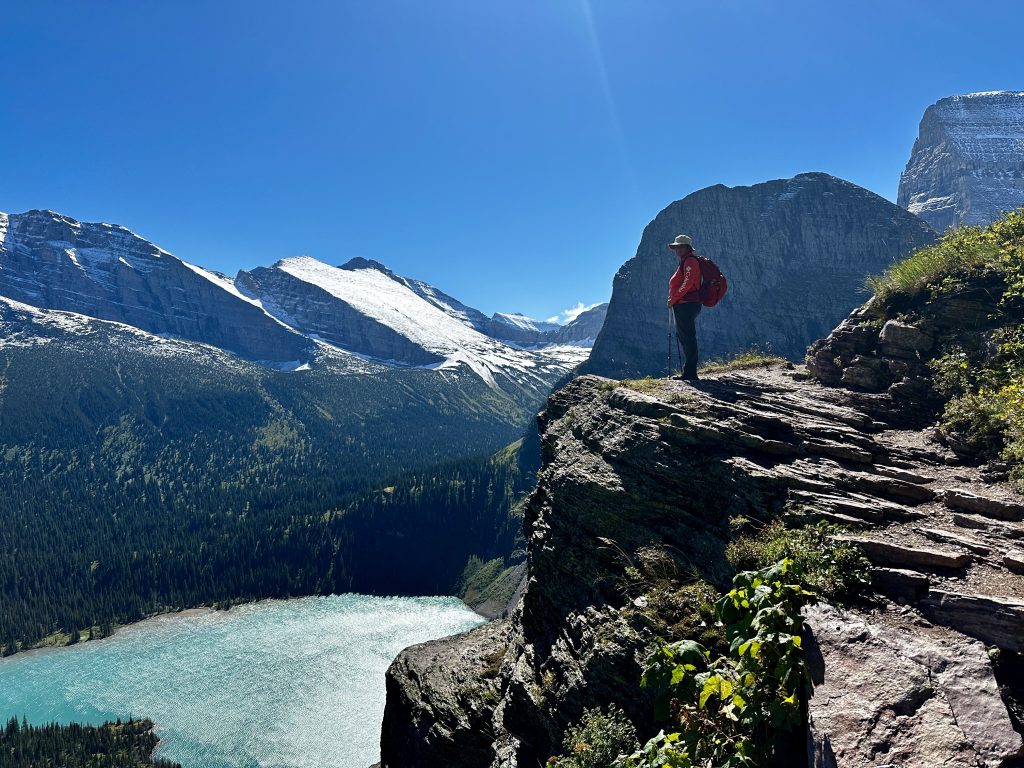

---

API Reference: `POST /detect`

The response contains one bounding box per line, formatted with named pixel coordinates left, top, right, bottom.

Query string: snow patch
left=493, top=312, right=559, bottom=332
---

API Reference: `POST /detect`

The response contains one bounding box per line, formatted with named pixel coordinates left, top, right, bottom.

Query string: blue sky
left=2, top=1, right=1022, bottom=321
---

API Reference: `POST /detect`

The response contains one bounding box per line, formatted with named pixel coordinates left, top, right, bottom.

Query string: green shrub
left=929, top=347, right=977, bottom=400
left=617, top=559, right=812, bottom=768
left=548, top=705, right=639, bottom=768
left=900, top=212, right=1023, bottom=481
left=726, top=521, right=869, bottom=601
left=636, top=580, right=726, bottom=656
left=941, top=392, right=1008, bottom=460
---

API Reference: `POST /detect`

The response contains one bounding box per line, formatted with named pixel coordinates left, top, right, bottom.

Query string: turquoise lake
left=0, top=594, right=484, bottom=767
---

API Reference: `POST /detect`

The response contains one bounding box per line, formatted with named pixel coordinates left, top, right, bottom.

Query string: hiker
left=667, top=234, right=702, bottom=380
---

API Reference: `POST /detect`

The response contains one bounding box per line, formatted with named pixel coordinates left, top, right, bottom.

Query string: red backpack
left=696, top=255, right=728, bottom=308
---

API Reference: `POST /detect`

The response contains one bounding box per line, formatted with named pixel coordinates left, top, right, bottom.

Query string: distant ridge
left=0, top=209, right=600, bottom=388
left=899, top=90, right=1024, bottom=232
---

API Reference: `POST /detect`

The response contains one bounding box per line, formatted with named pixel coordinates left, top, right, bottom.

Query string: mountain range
left=0, top=209, right=601, bottom=649
left=0, top=209, right=602, bottom=385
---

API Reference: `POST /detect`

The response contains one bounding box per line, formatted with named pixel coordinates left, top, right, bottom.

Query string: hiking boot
left=682, top=369, right=699, bottom=381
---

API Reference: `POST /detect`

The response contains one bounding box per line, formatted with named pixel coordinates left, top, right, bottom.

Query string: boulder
left=843, top=537, right=971, bottom=570
left=1003, top=551, right=1024, bottom=575
left=879, top=320, right=935, bottom=357
left=841, top=356, right=889, bottom=392
left=943, top=490, right=1024, bottom=521
left=870, top=568, right=930, bottom=602
left=804, top=604, right=1022, bottom=767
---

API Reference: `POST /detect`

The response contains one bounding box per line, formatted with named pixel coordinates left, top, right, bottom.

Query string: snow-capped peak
left=248, top=256, right=589, bottom=388
left=491, top=312, right=559, bottom=333
left=274, top=256, right=502, bottom=357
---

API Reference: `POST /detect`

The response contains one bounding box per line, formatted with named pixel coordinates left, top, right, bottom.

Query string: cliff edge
left=380, top=216, right=1024, bottom=767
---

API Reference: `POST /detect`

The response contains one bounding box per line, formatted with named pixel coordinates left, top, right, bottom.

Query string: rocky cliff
left=898, top=91, right=1024, bottom=233
left=379, top=244, right=1024, bottom=766
left=584, top=173, right=936, bottom=379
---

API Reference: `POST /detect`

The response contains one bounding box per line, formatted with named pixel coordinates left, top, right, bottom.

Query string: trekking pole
left=667, top=305, right=673, bottom=376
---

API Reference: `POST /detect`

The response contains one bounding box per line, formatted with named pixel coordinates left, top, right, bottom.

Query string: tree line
left=0, top=717, right=181, bottom=768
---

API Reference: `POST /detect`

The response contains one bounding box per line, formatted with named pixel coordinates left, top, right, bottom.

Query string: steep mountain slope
left=584, top=173, right=937, bottom=379
left=236, top=256, right=587, bottom=387
left=0, top=210, right=313, bottom=363
left=899, top=91, right=1024, bottom=232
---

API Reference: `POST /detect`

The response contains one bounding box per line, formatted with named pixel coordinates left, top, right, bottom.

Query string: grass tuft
left=619, top=376, right=663, bottom=394
left=699, top=347, right=789, bottom=374
left=865, top=224, right=999, bottom=300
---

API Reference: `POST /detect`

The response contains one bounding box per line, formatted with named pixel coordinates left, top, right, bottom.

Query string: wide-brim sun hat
left=668, top=234, right=693, bottom=248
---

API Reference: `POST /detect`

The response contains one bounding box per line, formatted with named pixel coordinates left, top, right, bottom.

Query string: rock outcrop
left=898, top=91, right=1024, bottom=233
left=380, top=270, right=1024, bottom=766
left=585, top=173, right=936, bottom=379
left=806, top=269, right=1007, bottom=426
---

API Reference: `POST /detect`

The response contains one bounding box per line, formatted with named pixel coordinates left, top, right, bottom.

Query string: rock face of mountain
left=898, top=91, right=1024, bottom=232
left=379, top=271, right=1024, bottom=767
left=237, top=258, right=449, bottom=367
left=0, top=210, right=313, bottom=363
left=584, top=173, right=936, bottom=379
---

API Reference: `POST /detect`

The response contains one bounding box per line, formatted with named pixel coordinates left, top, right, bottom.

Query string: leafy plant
left=548, top=705, right=639, bottom=768
left=617, top=559, right=813, bottom=768
left=726, top=521, right=870, bottom=601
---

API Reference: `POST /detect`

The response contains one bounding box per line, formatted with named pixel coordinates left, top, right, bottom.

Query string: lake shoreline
left=0, top=594, right=484, bottom=768
left=3, top=593, right=491, bottom=662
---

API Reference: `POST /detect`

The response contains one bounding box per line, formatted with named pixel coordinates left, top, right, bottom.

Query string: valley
left=2, top=80, right=1024, bottom=768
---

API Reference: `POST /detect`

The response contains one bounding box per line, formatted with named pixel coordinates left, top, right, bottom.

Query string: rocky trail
left=650, top=364, right=1024, bottom=766
left=671, top=365, right=1024, bottom=645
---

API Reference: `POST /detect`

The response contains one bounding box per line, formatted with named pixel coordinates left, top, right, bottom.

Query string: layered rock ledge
left=379, top=356, right=1024, bottom=766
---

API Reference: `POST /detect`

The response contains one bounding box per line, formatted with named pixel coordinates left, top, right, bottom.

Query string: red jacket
left=668, top=255, right=701, bottom=305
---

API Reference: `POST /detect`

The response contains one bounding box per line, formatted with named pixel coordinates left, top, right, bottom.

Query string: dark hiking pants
left=673, top=301, right=702, bottom=376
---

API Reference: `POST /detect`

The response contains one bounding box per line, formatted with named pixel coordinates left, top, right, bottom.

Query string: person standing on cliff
left=667, top=234, right=702, bottom=381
